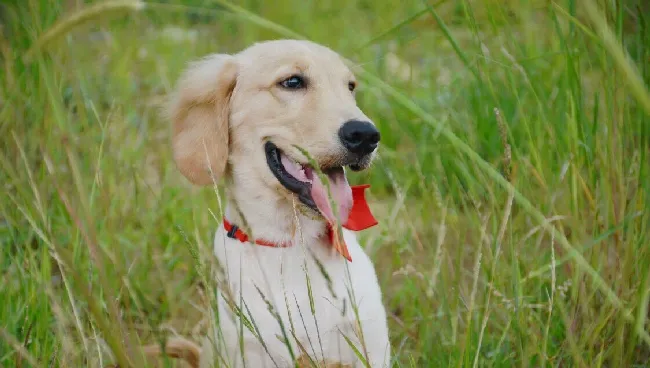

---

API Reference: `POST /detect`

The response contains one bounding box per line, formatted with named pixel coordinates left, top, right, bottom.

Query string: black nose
left=338, top=120, right=380, bottom=155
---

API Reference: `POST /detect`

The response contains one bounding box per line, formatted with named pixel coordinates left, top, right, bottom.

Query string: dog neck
left=222, top=177, right=378, bottom=263
left=224, top=183, right=328, bottom=247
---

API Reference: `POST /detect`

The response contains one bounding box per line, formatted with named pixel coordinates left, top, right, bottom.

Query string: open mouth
left=265, top=141, right=353, bottom=225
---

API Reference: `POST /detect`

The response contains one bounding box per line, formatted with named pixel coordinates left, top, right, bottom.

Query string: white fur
left=199, top=204, right=391, bottom=368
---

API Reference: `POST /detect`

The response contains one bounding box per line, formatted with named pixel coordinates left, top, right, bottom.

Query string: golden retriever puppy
left=160, top=39, right=391, bottom=368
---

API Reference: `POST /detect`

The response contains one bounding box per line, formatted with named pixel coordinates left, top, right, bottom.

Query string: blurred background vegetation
left=1, top=0, right=649, bottom=366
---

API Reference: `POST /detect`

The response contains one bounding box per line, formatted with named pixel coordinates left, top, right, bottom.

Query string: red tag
left=328, top=184, right=379, bottom=262
left=343, top=184, right=379, bottom=231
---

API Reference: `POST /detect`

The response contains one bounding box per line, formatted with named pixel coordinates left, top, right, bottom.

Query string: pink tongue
left=311, top=170, right=353, bottom=225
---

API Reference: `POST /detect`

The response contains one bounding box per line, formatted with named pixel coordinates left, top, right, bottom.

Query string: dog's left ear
left=167, top=54, right=238, bottom=185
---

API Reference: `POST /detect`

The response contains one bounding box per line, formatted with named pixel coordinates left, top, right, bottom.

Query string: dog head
left=168, top=39, right=380, bottom=225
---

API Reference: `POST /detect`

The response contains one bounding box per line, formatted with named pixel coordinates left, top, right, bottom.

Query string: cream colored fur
left=163, top=39, right=391, bottom=368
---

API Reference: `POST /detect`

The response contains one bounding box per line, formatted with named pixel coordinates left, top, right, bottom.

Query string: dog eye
left=348, top=81, right=356, bottom=92
left=279, top=75, right=305, bottom=89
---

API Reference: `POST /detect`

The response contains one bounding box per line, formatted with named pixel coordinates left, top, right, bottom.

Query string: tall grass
left=1, top=0, right=649, bottom=366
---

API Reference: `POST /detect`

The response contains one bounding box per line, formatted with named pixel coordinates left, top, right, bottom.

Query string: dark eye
left=348, top=81, right=356, bottom=92
left=279, top=75, right=305, bottom=89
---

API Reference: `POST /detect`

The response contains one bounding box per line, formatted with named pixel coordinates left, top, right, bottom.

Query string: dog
left=148, top=39, right=391, bottom=368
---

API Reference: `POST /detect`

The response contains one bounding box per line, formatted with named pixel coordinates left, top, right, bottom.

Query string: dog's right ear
left=167, top=54, right=238, bottom=186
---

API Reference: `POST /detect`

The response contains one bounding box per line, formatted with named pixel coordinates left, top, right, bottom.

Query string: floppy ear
left=168, top=54, right=238, bottom=185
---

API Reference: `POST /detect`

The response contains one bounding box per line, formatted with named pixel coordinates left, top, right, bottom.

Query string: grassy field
left=1, top=0, right=650, bottom=366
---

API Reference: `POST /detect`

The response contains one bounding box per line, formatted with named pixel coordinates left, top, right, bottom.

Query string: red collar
left=222, top=184, right=378, bottom=262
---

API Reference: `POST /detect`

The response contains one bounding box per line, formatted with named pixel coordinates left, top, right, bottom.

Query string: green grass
left=1, top=0, right=650, bottom=366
